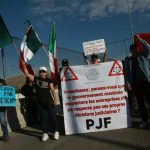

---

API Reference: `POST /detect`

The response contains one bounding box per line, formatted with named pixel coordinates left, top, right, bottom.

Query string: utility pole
left=123, top=40, right=128, bottom=56
left=127, top=0, right=134, bottom=42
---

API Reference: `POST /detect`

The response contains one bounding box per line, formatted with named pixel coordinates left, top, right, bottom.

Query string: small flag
left=48, top=23, right=58, bottom=86
left=0, top=15, right=13, bottom=48
left=21, top=25, right=42, bottom=62
left=19, top=25, right=42, bottom=75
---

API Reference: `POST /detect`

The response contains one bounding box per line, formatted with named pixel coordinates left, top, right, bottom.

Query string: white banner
left=61, top=61, right=131, bottom=135
left=83, top=39, right=106, bottom=56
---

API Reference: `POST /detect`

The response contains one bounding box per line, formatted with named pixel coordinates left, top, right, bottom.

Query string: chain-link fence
left=0, top=37, right=132, bottom=89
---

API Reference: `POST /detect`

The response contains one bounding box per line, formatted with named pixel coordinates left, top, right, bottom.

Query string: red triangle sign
left=108, top=61, right=124, bottom=76
left=61, top=66, right=78, bottom=81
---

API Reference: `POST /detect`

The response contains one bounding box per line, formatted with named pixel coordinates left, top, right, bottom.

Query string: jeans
left=0, top=109, right=9, bottom=138
left=37, top=103, right=59, bottom=133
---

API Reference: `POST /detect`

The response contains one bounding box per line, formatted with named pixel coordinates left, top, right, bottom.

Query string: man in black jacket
left=21, top=77, right=38, bottom=126
left=125, top=35, right=150, bottom=128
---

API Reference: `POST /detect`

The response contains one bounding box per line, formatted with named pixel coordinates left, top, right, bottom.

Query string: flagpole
left=127, top=0, right=134, bottom=42
left=42, top=45, right=49, bottom=56
left=12, top=42, right=23, bottom=61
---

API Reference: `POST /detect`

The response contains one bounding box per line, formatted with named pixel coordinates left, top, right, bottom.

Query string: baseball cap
left=62, top=59, right=69, bottom=66
left=39, top=66, right=47, bottom=72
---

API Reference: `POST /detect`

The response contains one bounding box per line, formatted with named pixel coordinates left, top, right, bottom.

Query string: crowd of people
left=0, top=35, right=150, bottom=142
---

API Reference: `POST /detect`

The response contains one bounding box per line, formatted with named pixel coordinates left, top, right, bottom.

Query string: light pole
left=127, top=0, right=134, bottom=42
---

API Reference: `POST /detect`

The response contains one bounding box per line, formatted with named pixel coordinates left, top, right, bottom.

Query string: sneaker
left=139, top=122, right=148, bottom=128
left=54, top=131, right=59, bottom=140
left=42, top=133, right=49, bottom=142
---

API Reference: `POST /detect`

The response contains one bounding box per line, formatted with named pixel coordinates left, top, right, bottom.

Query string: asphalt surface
left=0, top=118, right=150, bottom=150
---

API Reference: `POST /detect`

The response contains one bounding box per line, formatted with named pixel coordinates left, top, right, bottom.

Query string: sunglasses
left=39, top=70, right=47, bottom=73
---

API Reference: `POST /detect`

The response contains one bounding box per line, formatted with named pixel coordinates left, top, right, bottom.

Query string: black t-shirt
left=21, top=84, right=36, bottom=97
left=34, top=77, right=53, bottom=100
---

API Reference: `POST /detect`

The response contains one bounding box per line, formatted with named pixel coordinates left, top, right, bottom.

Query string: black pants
left=127, top=90, right=133, bottom=115
left=37, top=102, right=59, bottom=133
left=132, top=82, right=150, bottom=122
left=25, top=98, right=38, bottom=125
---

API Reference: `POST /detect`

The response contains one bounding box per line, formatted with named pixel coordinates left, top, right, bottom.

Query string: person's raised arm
left=103, top=49, right=107, bottom=62
left=20, top=59, right=34, bottom=82
left=83, top=52, right=91, bottom=65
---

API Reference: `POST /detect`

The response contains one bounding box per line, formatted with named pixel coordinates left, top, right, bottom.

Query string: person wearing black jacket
left=125, top=35, right=150, bottom=128
left=21, top=77, right=38, bottom=126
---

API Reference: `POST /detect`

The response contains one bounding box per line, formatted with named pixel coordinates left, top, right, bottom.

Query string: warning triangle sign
left=61, top=66, right=78, bottom=81
left=108, top=61, right=124, bottom=76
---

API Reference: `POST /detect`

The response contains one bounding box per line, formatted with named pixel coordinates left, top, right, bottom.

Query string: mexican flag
left=21, top=25, right=42, bottom=62
left=0, top=15, right=13, bottom=48
left=19, top=25, right=42, bottom=75
left=48, top=23, right=58, bottom=86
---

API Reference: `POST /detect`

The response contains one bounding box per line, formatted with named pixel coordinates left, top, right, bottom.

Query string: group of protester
left=0, top=65, right=60, bottom=142
left=0, top=35, right=150, bottom=143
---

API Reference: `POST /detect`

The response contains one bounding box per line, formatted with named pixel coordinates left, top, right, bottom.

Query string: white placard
left=83, top=39, right=106, bottom=56
left=61, top=61, right=131, bottom=135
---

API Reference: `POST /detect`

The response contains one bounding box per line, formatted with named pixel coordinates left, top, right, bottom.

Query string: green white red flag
left=0, top=14, right=13, bottom=48
left=48, top=23, right=58, bottom=86
left=19, top=25, right=42, bottom=75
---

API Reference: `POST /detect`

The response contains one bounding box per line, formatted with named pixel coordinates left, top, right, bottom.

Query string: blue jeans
left=0, top=109, right=9, bottom=138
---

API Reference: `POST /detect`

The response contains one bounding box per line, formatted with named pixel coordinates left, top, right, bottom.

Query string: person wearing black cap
left=21, top=77, right=38, bottom=126
left=61, top=59, right=69, bottom=67
left=20, top=60, right=59, bottom=141
left=58, top=59, right=69, bottom=114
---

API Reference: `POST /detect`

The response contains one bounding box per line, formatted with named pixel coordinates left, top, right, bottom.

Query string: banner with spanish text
left=0, top=86, right=16, bottom=107
left=61, top=61, right=131, bottom=135
left=83, top=39, right=106, bottom=56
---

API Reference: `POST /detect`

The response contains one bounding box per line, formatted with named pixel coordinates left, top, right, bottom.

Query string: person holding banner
left=125, top=35, right=150, bottom=128
left=58, top=59, right=70, bottom=114
left=83, top=52, right=107, bottom=65
left=0, top=79, right=9, bottom=142
left=20, top=60, right=59, bottom=141
left=91, top=53, right=101, bottom=64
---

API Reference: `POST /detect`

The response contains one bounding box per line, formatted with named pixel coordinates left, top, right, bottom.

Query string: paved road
left=0, top=118, right=150, bottom=150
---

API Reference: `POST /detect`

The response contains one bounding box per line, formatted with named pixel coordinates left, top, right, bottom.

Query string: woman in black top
left=21, top=60, right=59, bottom=142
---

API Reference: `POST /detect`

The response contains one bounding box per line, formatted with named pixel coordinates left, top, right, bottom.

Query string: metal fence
left=0, top=37, right=132, bottom=88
